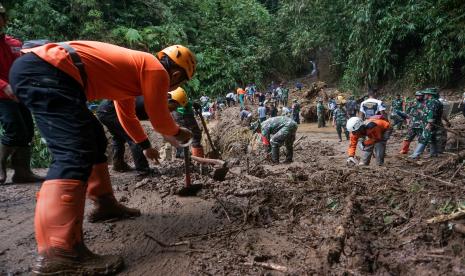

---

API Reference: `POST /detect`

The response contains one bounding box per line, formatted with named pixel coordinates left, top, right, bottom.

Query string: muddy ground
left=2, top=108, right=465, bottom=275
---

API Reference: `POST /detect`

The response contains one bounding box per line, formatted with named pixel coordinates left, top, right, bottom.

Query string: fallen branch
left=242, top=261, right=289, bottom=273
left=448, top=162, right=464, bottom=182
left=214, top=195, right=232, bottom=223
left=395, top=168, right=457, bottom=187
left=426, top=210, right=465, bottom=224
left=144, top=232, right=191, bottom=248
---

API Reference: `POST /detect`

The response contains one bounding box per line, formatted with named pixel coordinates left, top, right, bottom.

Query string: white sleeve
left=378, top=100, right=386, bottom=111
left=359, top=101, right=365, bottom=112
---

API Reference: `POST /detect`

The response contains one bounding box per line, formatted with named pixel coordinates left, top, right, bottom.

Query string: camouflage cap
left=423, top=87, right=439, bottom=95
left=414, top=90, right=424, bottom=96
left=250, top=121, right=261, bottom=132
left=0, top=3, right=5, bottom=13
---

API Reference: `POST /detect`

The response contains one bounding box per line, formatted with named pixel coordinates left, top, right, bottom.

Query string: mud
left=2, top=106, right=465, bottom=275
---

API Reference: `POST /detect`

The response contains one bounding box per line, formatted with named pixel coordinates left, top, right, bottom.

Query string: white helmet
left=346, top=117, right=363, bottom=132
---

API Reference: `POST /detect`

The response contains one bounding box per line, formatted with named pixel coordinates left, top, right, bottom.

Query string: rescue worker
left=96, top=97, right=151, bottom=174
left=409, top=88, right=442, bottom=158
left=250, top=116, right=298, bottom=164
left=317, top=98, right=326, bottom=128
left=240, top=107, right=253, bottom=125
left=237, top=87, right=246, bottom=109
left=346, top=117, right=391, bottom=166
left=170, top=87, right=205, bottom=158
left=390, top=94, right=405, bottom=129
left=0, top=3, right=43, bottom=184
left=9, top=42, right=194, bottom=275
left=332, top=101, right=349, bottom=142
left=359, top=88, right=386, bottom=120
left=291, top=99, right=301, bottom=124
left=399, top=91, right=425, bottom=154
left=345, top=95, right=358, bottom=117
left=258, top=102, right=267, bottom=122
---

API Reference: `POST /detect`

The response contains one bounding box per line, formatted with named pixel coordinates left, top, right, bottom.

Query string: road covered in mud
left=1, top=108, right=465, bottom=275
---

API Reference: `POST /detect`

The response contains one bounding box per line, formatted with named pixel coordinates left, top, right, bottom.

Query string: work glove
left=346, top=156, right=358, bottom=166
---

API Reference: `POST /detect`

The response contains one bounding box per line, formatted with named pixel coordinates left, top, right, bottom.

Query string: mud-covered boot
left=87, top=163, right=141, bottom=223
left=129, top=142, right=149, bottom=172
left=88, top=194, right=141, bottom=223
left=0, top=144, right=16, bottom=184
left=111, top=146, right=132, bottom=172
left=284, top=148, right=293, bottom=164
left=33, top=179, right=123, bottom=275
left=11, top=146, right=44, bottom=183
left=409, top=143, right=426, bottom=159
left=271, top=146, right=280, bottom=164
left=399, top=140, right=410, bottom=154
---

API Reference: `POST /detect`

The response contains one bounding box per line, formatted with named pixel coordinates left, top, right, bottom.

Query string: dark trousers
left=171, top=112, right=202, bottom=147
left=0, top=99, right=34, bottom=146
left=96, top=101, right=148, bottom=170
left=9, top=53, right=107, bottom=181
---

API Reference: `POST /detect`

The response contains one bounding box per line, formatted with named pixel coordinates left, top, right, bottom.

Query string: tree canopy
left=4, top=0, right=465, bottom=96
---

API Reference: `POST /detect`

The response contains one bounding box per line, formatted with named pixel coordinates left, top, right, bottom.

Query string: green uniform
left=420, top=98, right=441, bottom=145
left=261, top=116, right=298, bottom=163
left=404, top=100, right=424, bottom=142
left=333, top=107, right=349, bottom=141
left=391, top=98, right=403, bottom=112
left=176, top=101, right=194, bottom=115
left=317, top=102, right=326, bottom=128
left=282, top=88, right=289, bottom=106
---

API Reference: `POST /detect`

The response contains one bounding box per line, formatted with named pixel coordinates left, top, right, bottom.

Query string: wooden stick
left=449, top=162, right=464, bottom=182
left=426, top=210, right=465, bottom=224
left=214, top=195, right=232, bottom=223
left=144, top=232, right=190, bottom=247
left=242, top=261, right=289, bottom=273
left=395, top=168, right=457, bottom=187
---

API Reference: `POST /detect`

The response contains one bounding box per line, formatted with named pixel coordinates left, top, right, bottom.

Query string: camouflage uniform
left=404, top=100, right=424, bottom=142
left=317, top=102, right=326, bottom=128
left=390, top=98, right=404, bottom=129
left=333, top=106, right=349, bottom=141
left=261, top=116, right=298, bottom=163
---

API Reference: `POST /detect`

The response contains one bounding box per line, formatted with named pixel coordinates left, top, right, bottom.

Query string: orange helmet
left=157, top=45, right=196, bottom=80
left=168, top=87, right=188, bottom=107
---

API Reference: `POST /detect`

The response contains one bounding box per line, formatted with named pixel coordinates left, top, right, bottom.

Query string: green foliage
left=3, top=0, right=465, bottom=96
left=31, top=128, right=51, bottom=168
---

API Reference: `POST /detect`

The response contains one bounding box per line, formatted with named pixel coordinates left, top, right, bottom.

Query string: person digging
left=10, top=42, right=194, bottom=275
left=250, top=116, right=298, bottom=164
left=346, top=117, right=391, bottom=166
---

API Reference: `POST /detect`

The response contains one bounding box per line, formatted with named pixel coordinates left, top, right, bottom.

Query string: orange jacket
left=22, top=41, right=179, bottom=144
left=237, top=88, right=245, bottom=95
left=347, top=119, right=390, bottom=157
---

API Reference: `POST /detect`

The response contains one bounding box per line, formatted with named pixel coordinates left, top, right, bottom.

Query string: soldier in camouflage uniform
left=399, top=91, right=425, bottom=154
left=250, top=116, right=298, bottom=164
left=409, top=88, right=442, bottom=158
left=390, top=94, right=405, bottom=130
left=317, top=98, right=326, bottom=128
left=332, top=102, right=349, bottom=142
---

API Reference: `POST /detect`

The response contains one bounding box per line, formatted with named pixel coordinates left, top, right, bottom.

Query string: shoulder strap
left=58, top=42, right=88, bottom=89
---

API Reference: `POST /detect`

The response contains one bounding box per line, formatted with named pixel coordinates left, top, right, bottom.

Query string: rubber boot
left=271, top=146, right=279, bottom=164
left=191, top=146, right=204, bottom=158
left=409, top=143, right=426, bottom=159
left=87, top=162, right=141, bottom=223
left=0, top=144, right=16, bottom=184
left=399, top=140, right=410, bottom=154
left=32, top=179, right=123, bottom=275
left=129, top=143, right=149, bottom=172
left=11, top=146, right=44, bottom=183
left=111, top=146, right=132, bottom=172
left=284, top=147, right=293, bottom=164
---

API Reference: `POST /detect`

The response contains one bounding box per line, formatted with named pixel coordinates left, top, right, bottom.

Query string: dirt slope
left=1, top=111, right=465, bottom=275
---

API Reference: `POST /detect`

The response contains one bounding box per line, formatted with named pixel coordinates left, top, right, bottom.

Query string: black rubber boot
left=11, top=146, right=44, bottom=183
left=129, top=143, right=149, bottom=172
left=0, top=144, right=16, bottom=184
left=271, top=146, right=280, bottom=164
left=111, top=145, right=132, bottom=172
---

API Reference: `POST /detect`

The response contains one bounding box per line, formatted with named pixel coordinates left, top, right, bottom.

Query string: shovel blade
left=206, top=151, right=221, bottom=159
left=177, top=184, right=203, bottom=197
left=213, top=167, right=229, bottom=181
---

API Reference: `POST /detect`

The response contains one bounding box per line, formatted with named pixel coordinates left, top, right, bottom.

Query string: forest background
left=4, top=0, right=465, bottom=98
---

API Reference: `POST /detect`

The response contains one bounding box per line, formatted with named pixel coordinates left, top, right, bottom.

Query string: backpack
left=22, top=40, right=88, bottom=88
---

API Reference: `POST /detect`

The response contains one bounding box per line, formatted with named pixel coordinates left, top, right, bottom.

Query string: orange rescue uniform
left=22, top=41, right=179, bottom=144
left=347, top=119, right=390, bottom=157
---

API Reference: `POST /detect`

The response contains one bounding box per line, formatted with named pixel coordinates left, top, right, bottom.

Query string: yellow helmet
left=168, top=87, right=188, bottom=107
left=157, top=45, right=196, bottom=80
left=336, top=95, right=346, bottom=104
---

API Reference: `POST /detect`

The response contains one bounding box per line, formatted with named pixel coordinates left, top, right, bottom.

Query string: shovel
left=191, top=156, right=229, bottom=181
left=194, top=108, right=221, bottom=159
left=177, top=146, right=202, bottom=196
